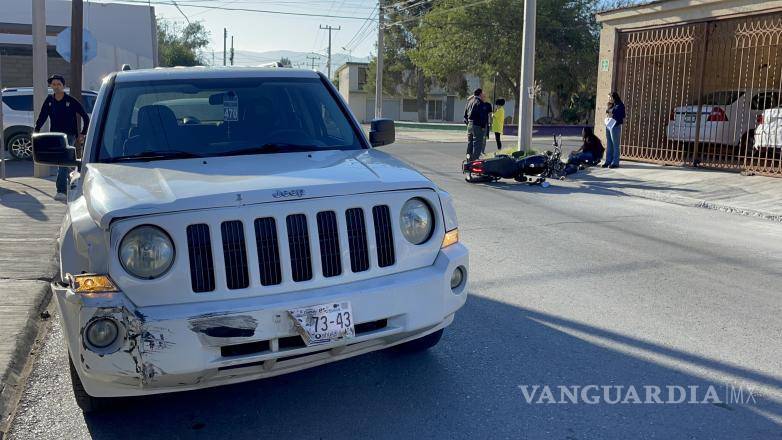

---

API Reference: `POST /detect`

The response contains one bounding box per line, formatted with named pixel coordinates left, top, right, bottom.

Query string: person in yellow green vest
left=491, top=98, right=506, bottom=150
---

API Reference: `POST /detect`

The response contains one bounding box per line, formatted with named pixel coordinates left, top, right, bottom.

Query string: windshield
left=96, top=77, right=363, bottom=162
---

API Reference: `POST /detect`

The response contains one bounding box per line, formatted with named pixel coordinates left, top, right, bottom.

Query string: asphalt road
left=6, top=143, right=782, bottom=439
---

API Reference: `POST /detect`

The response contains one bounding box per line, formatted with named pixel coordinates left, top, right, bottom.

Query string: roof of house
left=334, top=61, right=369, bottom=76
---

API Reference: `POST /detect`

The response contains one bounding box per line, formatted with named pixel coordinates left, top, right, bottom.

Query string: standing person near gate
left=603, top=91, right=625, bottom=168
left=34, top=74, right=90, bottom=201
left=491, top=98, right=506, bottom=150
left=464, top=88, right=491, bottom=161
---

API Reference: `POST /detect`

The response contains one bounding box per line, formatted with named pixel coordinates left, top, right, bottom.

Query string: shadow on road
left=0, top=186, right=49, bottom=221
left=479, top=171, right=699, bottom=199
left=80, top=297, right=780, bottom=439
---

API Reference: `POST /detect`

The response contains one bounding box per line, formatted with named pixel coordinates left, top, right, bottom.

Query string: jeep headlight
left=400, top=198, right=434, bottom=245
left=119, top=225, right=175, bottom=279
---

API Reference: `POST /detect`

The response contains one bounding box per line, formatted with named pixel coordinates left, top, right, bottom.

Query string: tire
left=390, top=329, right=444, bottom=354
left=7, top=132, right=33, bottom=160
left=69, top=355, right=114, bottom=413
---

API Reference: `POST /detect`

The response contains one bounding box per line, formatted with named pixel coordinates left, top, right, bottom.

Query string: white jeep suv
left=32, top=67, right=468, bottom=412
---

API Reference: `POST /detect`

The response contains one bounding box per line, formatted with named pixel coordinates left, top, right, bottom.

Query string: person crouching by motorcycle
left=564, top=127, right=605, bottom=175
left=492, top=98, right=506, bottom=150
left=464, top=88, right=491, bottom=161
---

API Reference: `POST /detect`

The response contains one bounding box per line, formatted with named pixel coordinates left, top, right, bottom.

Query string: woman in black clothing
left=603, top=91, right=625, bottom=168
left=564, top=127, right=605, bottom=175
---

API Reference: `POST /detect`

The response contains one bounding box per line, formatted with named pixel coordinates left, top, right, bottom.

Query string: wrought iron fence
left=615, top=13, right=782, bottom=177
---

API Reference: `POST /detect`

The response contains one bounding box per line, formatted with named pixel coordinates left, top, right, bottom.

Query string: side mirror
left=32, top=133, right=78, bottom=167
left=369, top=118, right=395, bottom=147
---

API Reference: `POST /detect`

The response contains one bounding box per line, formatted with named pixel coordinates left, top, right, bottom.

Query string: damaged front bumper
left=55, top=244, right=468, bottom=398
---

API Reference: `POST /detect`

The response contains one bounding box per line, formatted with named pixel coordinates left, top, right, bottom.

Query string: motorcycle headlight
left=400, top=198, right=434, bottom=245
left=119, top=225, right=175, bottom=279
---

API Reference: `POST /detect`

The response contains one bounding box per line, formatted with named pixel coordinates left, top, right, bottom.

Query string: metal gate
left=615, top=13, right=782, bottom=177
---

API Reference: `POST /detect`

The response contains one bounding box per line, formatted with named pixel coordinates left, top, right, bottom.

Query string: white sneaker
left=54, top=192, right=67, bottom=202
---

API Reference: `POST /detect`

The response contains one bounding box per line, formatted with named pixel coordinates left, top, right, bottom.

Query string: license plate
left=288, top=302, right=355, bottom=346
left=684, top=114, right=697, bottom=123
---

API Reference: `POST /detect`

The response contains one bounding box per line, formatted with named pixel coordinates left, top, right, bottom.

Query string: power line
left=348, top=24, right=376, bottom=51
left=116, top=0, right=379, bottom=20
left=343, top=5, right=378, bottom=51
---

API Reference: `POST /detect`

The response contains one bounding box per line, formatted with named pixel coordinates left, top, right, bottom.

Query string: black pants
left=494, top=132, right=502, bottom=149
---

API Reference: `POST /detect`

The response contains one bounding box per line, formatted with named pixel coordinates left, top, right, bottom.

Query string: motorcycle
left=463, top=134, right=566, bottom=185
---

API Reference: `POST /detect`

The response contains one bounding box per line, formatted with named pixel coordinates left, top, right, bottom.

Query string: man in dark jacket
left=34, top=74, right=90, bottom=201
left=464, top=88, right=491, bottom=161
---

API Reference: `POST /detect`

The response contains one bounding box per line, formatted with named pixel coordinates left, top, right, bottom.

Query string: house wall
left=0, top=0, right=156, bottom=90
left=595, top=0, right=782, bottom=143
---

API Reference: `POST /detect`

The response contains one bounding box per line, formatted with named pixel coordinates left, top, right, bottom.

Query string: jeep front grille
left=372, top=205, right=395, bottom=268
left=221, top=220, right=250, bottom=290
left=345, top=208, right=370, bottom=273
left=254, top=217, right=282, bottom=286
left=316, top=211, right=342, bottom=278
left=186, top=224, right=215, bottom=293
left=185, top=205, right=397, bottom=293
left=286, top=214, right=313, bottom=282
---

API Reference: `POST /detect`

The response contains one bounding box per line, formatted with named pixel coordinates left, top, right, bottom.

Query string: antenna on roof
left=121, top=64, right=132, bottom=71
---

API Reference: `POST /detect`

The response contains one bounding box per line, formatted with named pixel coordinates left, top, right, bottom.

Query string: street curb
left=0, top=244, right=58, bottom=433
left=616, top=187, right=782, bottom=222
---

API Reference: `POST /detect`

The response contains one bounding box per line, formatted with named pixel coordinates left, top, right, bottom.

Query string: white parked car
left=2, top=87, right=96, bottom=159
left=666, top=90, right=779, bottom=147
left=32, top=67, right=469, bottom=412
left=754, top=108, right=782, bottom=149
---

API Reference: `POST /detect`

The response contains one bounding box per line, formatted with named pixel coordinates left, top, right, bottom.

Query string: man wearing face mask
left=34, top=74, right=90, bottom=201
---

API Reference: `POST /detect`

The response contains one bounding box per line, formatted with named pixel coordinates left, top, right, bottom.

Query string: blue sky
left=103, top=0, right=380, bottom=60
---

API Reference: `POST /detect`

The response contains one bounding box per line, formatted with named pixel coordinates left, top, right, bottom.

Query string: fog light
left=450, top=266, right=465, bottom=289
left=85, top=318, right=119, bottom=349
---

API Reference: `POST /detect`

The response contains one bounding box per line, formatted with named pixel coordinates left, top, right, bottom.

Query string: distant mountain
left=210, top=50, right=369, bottom=76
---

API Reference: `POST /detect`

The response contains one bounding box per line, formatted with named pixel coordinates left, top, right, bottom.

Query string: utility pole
left=517, top=0, right=536, bottom=153
left=223, top=28, right=227, bottom=66
left=32, top=0, right=48, bottom=178
left=70, top=0, right=84, bottom=110
left=306, top=54, right=319, bottom=70
left=319, top=25, right=341, bottom=79
left=230, top=36, right=234, bottom=66
left=374, top=0, right=384, bottom=119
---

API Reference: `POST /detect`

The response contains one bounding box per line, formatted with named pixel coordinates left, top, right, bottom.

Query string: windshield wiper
left=219, top=143, right=320, bottom=157
left=105, top=150, right=205, bottom=163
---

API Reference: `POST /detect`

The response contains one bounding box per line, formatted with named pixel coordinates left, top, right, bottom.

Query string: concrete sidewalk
left=576, top=162, right=782, bottom=221
left=0, top=161, right=64, bottom=428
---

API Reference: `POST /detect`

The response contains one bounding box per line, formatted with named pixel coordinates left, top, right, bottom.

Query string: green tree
left=411, top=0, right=602, bottom=122
left=157, top=19, right=210, bottom=67
left=364, top=1, right=436, bottom=121
left=279, top=57, right=293, bottom=67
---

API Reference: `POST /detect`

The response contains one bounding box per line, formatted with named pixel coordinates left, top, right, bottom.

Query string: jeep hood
left=82, top=149, right=435, bottom=229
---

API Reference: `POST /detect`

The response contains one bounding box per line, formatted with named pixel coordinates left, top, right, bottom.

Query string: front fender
left=60, top=196, right=111, bottom=280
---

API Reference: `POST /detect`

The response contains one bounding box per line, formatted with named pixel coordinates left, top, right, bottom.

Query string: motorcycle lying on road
left=463, top=134, right=567, bottom=185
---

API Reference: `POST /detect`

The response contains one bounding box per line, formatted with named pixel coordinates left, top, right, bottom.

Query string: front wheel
left=69, top=355, right=115, bottom=413
left=389, top=329, right=444, bottom=353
